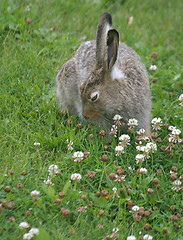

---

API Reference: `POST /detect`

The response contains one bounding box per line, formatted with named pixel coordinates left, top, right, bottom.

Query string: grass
left=0, top=0, right=183, bottom=239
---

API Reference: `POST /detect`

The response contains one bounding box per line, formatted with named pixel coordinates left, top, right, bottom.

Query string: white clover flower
left=71, top=173, right=82, bottom=182
left=128, top=118, right=138, bottom=127
left=44, top=176, right=54, bottom=186
left=112, top=188, right=117, bottom=192
left=168, top=126, right=177, bottom=131
left=173, top=180, right=181, bottom=186
left=139, top=168, right=147, bottom=174
left=73, top=151, right=84, bottom=162
left=34, top=142, right=40, bottom=146
left=119, top=134, right=130, bottom=147
left=137, top=128, right=145, bottom=135
left=48, top=164, right=59, bottom=175
left=178, top=93, right=183, bottom=106
left=115, top=145, right=125, bottom=156
left=135, top=154, right=144, bottom=164
left=149, top=65, right=157, bottom=70
left=112, top=227, right=119, bottom=233
left=115, top=175, right=126, bottom=183
left=30, top=190, right=40, bottom=197
left=110, top=125, right=118, bottom=137
left=132, top=205, right=139, bottom=212
left=172, top=128, right=181, bottom=135
left=29, top=228, right=39, bottom=236
left=66, top=139, right=73, bottom=150
left=179, top=94, right=183, bottom=101
left=113, top=114, right=123, bottom=126
left=25, top=6, right=30, bottom=12
left=113, top=114, right=122, bottom=121
left=23, top=233, right=33, bottom=240
left=19, top=221, right=30, bottom=230
left=127, top=236, right=136, bottom=240
left=169, top=128, right=182, bottom=143
left=128, top=16, right=134, bottom=25
left=146, top=142, right=157, bottom=153
left=151, top=117, right=162, bottom=130
left=136, top=145, right=145, bottom=152
left=143, top=234, right=153, bottom=240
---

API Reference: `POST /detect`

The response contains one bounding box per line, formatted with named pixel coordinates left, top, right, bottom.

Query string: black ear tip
left=102, top=12, right=112, bottom=25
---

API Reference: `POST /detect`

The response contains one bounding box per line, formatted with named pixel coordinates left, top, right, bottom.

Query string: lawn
left=0, top=0, right=183, bottom=239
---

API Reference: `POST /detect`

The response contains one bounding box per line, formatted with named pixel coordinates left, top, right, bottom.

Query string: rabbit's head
left=80, top=13, right=120, bottom=125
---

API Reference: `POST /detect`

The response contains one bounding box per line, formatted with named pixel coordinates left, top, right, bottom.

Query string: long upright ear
left=96, top=13, right=112, bottom=66
left=105, top=29, right=119, bottom=70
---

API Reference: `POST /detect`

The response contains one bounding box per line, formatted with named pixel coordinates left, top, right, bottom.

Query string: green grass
left=0, top=0, right=183, bottom=239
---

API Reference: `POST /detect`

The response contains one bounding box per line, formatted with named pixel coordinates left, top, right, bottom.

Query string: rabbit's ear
left=105, top=29, right=119, bottom=70
left=96, top=13, right=112, bottom=66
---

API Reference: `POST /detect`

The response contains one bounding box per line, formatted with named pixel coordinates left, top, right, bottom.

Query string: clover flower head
left=44, top=176, right=54, bottom=186
left=66, top=139, right=73, bottom=150
left=143, top=234, right=153, bottom=240
left=19, top=221, right=30, bottom=230
left=139, top=168, right=147, bottom=174
left=128, top=16, right=134, bottom=25
left=110, top=125, right=118, bottom=137
left=113, top=114, right=123, bottom=126
left=48, top=164, right=59, bottom=175
left=149, top=65, right=157, bottom=70
left=113, top=114, right=122, bottom=121
left=151, top=117, right=162, bottom=130
left=30, top=190, right=40, bottom=197
left=128, top=118, right=138, bottom=127
left=115, top=145, right=125, bottom=156
left=132, top=205, right=139, bottom=212
left=178, top=93, right=183, bottom=106
left=119, top=134, right=130, bottom=147
left=34, top=142, right=40, bottom=146
left=73, top=151, right=84, bottom=162
left=71, top=173, right=82, bottom=182
left=137, top=128, right=145, bottom=135
left=136, top=154, right=144, bottom=164
left=29, top=228, right=39, bottom=236
left=23, top=233, right=33, bottom=240
left=127, top=236, right=136, bottom=240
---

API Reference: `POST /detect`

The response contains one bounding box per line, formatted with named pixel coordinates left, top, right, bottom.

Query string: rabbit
left=56, top=12, right=152, bottom=135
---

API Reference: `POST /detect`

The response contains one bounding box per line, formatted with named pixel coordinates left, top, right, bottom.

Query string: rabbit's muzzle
left=82, top=109, right=100, bottom=121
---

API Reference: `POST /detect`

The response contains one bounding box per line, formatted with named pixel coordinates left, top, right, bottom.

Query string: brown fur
left=56, top=13, right=152, bottom=134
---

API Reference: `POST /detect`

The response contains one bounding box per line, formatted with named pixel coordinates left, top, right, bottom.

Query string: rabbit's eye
left=89, top=91, right=99, bottom=102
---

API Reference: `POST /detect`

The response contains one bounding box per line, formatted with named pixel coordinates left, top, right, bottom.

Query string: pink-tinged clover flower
left=151, top=117, right=162, bottom=130
left=71, top=173, right=82, bottom=182
left=128, top=118, right=138, bottom=128
left=178, top=93, right=183, bottom=106
left=168, top=127, right=182, bottom=143
left=19, top=221, right=30, bottom=230
left=30, top=190, right=40, bottom=197
left=44, top=176, right=54, bottom=186
left=139, top=168, right=147, bottom=174
left=48, top=164, right=60, bottom=175
left=66, top=139, right=73, bottom=150
left=115, top=145, right=125, bottom=156
left=136, top=154, right=144, bottom=164
left=110, top=125, right=118, bottom=137
left=143, top=234, right=153, bottom=240
left=149, top=65, right=157, bottom=70
left=72, top=151, right=84, bottom=162
left=119, top=134, right=130, bottom=147
left=172, top=179, right=181, bottom=191
left=127, top=236, right=136, bottom=240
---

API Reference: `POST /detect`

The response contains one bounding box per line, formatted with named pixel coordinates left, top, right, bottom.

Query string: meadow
left=0, top=0, right=183, bottom=239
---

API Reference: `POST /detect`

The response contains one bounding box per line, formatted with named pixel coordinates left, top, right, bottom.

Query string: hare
left=56, top=13, right=152, bottom=135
